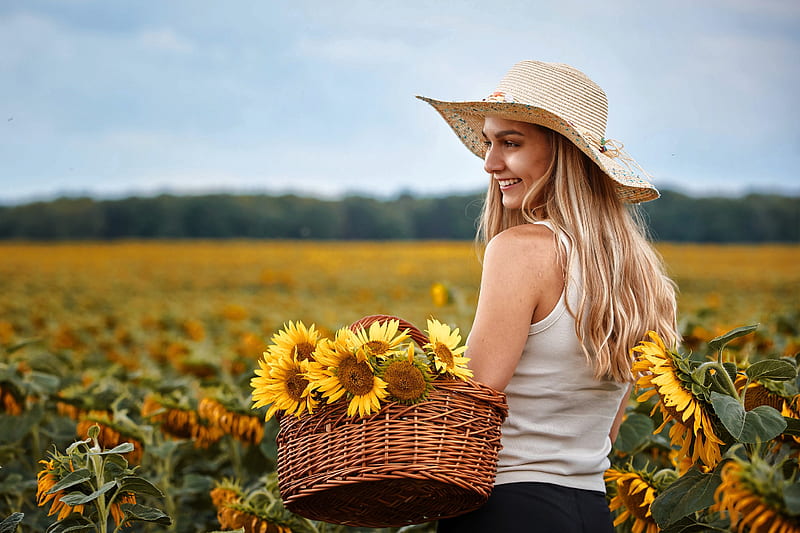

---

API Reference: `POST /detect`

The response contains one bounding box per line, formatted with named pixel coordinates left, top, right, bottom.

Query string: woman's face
left=482, top=116, right=552, bottom=210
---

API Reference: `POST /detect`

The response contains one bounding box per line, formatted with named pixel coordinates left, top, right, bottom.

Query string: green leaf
left=118, top=476, right=165, bottom=498
left=45, top=515, right=95, bottom=533
left=47, top=468, right=92, bottom=494
left=5, top=338, right=42, bottom=354
left=710, top=392, right=787, bottom=442
left=0, top=404, right=44, bottom=443
left=707, top=324, right=758, bottom=354
left=120, top=503, right=172, bottom=525
left=651, top=466, right=723, bottom=527
left=783, top=417, right=800, bottom=436
left=613, top=413, right=654, bottom=453
left=722, top=362, right=739, bottom=384
left=27, top=371, right=61, bottom=395
left=91, top=442, right=134, bottom=455
left=0, top=513, right=24, bottom=533
left=59, top=480, right=116, bottom=505
left=745, top=359, right=797, bottom=381
left=785, top=480, right=800, bottom=515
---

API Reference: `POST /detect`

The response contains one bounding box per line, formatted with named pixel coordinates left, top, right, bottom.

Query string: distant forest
left=0, top=190, right=797, bottom=242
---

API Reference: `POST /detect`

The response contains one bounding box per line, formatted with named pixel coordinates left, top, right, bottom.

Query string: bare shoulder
left=484, top=223, right=559, bottom=268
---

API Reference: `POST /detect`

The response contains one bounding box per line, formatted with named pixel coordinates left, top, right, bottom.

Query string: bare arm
left=466, top=225, right=562, bottom=391
left=609, top=384, right=632, bottom=444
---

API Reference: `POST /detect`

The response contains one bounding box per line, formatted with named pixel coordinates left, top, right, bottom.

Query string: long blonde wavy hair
left=477, top=126, right=680, bottom=383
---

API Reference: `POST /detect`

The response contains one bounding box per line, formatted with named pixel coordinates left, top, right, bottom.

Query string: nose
left=483, top=144, right=504, bottom=174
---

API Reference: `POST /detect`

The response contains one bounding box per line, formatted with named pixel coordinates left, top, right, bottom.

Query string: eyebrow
left=481, top=129, right=526, bottom=138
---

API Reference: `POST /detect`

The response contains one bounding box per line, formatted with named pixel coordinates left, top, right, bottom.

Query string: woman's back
left=496, top=221, right=628, bottom=493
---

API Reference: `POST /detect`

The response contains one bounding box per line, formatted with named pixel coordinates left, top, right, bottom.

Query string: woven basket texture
left=276, top=315, right=508, bottom=527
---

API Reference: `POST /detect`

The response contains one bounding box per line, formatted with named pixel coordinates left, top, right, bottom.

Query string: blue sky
left=1, top=0, right=798, bottom=204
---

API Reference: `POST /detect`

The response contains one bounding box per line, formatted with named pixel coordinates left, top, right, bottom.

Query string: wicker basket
left=276, top=315, right=508, bottom=527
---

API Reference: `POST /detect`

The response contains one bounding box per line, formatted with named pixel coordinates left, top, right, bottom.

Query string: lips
left=498, top=178, right=522, bottom=188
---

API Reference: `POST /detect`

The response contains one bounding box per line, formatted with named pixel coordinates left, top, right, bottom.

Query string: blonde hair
left=477, top=127, right=680, bottom=383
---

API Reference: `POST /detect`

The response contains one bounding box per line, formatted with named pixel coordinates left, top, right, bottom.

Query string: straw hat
left=417, top=60, right=659, bottom=203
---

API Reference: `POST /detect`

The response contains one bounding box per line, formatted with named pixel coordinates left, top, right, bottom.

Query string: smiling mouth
left=498, top=178, right=522, bottom=188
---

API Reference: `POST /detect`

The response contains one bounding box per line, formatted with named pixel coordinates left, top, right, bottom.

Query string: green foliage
left=650, top=465, right=724, bottom=529
left=0, top=190, right=797, bottom=241
left=710, top=394, right=786, bottom=443
left=609, top=323, right=800, bottom=532
left=0, top=513, right=24, bottom=533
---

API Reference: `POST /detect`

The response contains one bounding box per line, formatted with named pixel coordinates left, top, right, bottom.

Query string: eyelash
left=483, top=140, right=520, bottom=148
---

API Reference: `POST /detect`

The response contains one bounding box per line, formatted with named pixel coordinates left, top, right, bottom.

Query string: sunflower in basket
left=309, top=326, right=392, bottom=418
left=377, top=342, right=436, bottom=405
left=252, top=317, right=475, bottom=420
left=424, top=318, right=473, bottom=381
left=251, top=320, right=322, bottom=420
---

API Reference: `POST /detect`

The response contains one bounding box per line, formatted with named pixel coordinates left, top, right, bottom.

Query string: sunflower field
left=0, top=241, right=798, bottom=532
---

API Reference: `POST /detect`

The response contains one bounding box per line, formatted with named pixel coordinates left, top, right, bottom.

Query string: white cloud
left=138, top=27, right=194, bottom=54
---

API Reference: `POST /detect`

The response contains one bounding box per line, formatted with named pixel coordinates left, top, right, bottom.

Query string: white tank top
left=494, top=221, right=628, bottom=493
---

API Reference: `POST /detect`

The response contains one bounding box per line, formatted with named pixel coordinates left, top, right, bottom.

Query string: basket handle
left=349, top=315, right=429, bottom=349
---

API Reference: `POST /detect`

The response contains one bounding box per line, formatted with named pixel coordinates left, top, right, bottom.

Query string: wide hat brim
left=417, top=96, right=659, bottom=204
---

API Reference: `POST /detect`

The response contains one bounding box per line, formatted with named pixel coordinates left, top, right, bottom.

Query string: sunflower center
left=294, top=342, right=316, bottom=361
left=660, top=400, right=687, bottom=428
left=743, top=384, right=782, bottom=411
left=433, top=343, right=454, bottom=365
left=285, top=370, right=308, bottom=401
left=364, top=340, right=390, bottom=357
left=384, top=361, right=427, bottom=401
left=618, top=479, right=653, bottom=521
left=338, top=355, right=376, bottom=396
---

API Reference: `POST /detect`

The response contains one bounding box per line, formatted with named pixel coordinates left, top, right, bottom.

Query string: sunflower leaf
left=90, top=442, right=134, bottom=455
left=613, top=413, right=654, bottom=453
left=44, top=515, right=95, bottom=533
left=745, top=359, right=797, bottom=381
left=59, top=480, right=116, bottom=505
left=118, top=476, right=165, bottom=498
left=0, top=513, right=24, bottom=533
left=784, top=480, right=800, bottom=515
left=707, top=324, right=758, bottom=355
left=120, top=503, right=172, bottom=524
left=710, top=392, right=787, bottom=442
left=722, top=362, right=739, bottom=385
left=651, top=465, right=723, bottom=527
left=782, top=417, right=800, bottom=437
left=46, top=468, right=92, bottom=494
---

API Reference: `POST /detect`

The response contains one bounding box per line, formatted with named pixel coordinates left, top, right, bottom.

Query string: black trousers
left=436, top=482, right=615, bottom=533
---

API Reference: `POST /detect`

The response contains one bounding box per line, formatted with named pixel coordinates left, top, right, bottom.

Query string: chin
left=501, top=198, right=522, bottom=211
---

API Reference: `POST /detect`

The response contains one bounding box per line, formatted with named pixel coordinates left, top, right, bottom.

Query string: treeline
left=0, top=190, right=797, bottom=242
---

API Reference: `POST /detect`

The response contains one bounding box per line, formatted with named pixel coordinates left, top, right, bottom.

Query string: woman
left=418, top=61, right=680, bottom=532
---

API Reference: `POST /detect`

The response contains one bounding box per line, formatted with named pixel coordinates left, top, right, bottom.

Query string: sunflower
left=267, top=320, right=321, bottom=363
left=309, top=328, right=389, bottom=418
left=76, top=412, right=145, bottom=465
left=217, top=506, right=292, bottom=533
left=734, top=374, right=794, bottom=412
left=423, top=318, right=472, bottom=380
left=351, top=319, right=410, bottom=359
left=109, top=493, right=136, bottom=527
left=37, top=458, right=86, bottom=520
left=0, top=384, right=22, bottom=416
left=141, top=394, right=224, bottom=448
left=210, top=478, right=243, bottom=509
left=251, top=354, right=318, bottom=420
left=632, top=331, right=725, bottom=470
left=378, top=344, right=434, bottom=404
left=200, top=397, right=264, bottom=445
left=430, top=282, right=450, bottom=307
left=605, top=467, right=665, bottom=533
left=713, top=457, right=799, bottom=533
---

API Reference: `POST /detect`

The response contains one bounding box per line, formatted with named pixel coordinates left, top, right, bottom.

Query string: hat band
left=573, top=125, right=653, bottom=180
